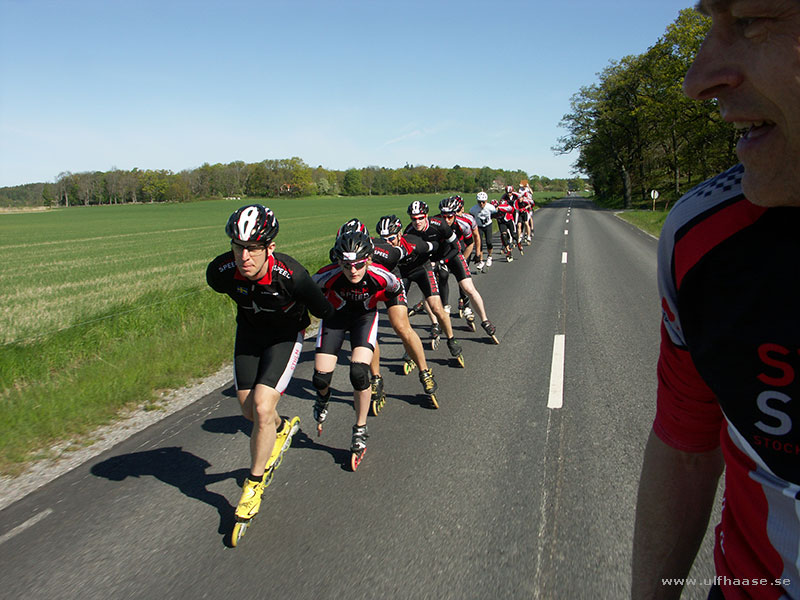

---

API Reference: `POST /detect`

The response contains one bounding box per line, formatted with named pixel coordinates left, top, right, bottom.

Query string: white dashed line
left=0, top=508, right=53, bottom=546
left=562, top=252, right=568, bottom=264
left=547, top=335, right=566, bottom=409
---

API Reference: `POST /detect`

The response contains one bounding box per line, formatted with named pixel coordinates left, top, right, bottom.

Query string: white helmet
left=476, top=191, right=488, bottom=202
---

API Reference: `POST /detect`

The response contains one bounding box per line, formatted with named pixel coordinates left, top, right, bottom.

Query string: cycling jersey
left=656, top=164, right=800, bottom=600
left=312, top=263, right=402, bottom=314
left=206, top=251, right=333, bottom=337
left=470, top=202, right=497, bottom=227
left=404, top=217, right=458, bottom=262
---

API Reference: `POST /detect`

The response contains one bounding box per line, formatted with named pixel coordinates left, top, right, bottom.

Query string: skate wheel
left=492, top=335, right=500, bottom=345
left=429, top=394, right=439, bottom=409
left=456, top=355, right=465, bottom=368
left=317, top=423, right=323, bottom=437
left=350, top=449, right=366, bottom=471
left=431, top=338, right=440, bottom=351
left=403, top=361, right=416, bottom=375
left=231, top=520, right=249, bottom=547
left=468, top=320, right=476, bottom=332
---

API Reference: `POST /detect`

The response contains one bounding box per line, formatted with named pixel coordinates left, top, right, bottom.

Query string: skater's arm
left=631, top=431, right=723, bottom=600
left=294, top=268, right=335, bottom=320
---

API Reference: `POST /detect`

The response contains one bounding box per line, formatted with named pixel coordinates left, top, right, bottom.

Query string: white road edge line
left=547, top=334, right=566, bottom=409
left=0, top=508, right=53, bottom=545
left=562, top=252, right=568, bottom=264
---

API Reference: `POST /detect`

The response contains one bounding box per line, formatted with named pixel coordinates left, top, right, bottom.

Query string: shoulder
left=207, top=251, right=237, bottom=279
left=659, top=164, right=766, bottom=290
left=270, top=252, right=305, bottom=281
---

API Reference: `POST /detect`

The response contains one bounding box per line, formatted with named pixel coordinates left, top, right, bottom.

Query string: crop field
left=3, top=191, right=549, bottom=473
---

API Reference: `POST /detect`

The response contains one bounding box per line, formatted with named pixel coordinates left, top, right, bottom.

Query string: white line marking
left=562, top=252, right=568, bottom=264
left=564, top=230, right=569, bottom=235
left=547, top=335, right=566, bottom=409
left=0, top=509, right=53, bottom=545
left=566, top=219, right=569, bottom=223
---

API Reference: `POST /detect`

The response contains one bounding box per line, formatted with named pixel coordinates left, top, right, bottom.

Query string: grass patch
left=615, top=210, right=668, bottom=238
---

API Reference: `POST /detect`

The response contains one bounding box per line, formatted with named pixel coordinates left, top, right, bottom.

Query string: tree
left=342, top=169, right=365, bottom=196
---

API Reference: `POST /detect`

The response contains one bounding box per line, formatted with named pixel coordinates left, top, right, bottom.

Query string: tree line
left=554, top=8, right=737, bottom=209
left=0, top=160, right=583, bottom=208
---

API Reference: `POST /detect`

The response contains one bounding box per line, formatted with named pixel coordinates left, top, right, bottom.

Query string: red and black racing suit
left=656, top=164, right=800, bottom=600
left=206, top=251, right=333, bottom=393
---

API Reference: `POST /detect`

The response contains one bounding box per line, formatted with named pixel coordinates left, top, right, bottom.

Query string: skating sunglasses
left=341, top=259, right=369, bottom=270
left=411, top=215, right=426, bottom=221
left=383, top=234, right=399, bottom=242
left=231, top=241, right=267, bottom=256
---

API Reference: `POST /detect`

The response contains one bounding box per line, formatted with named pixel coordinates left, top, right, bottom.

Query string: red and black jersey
left=495, top=199, right=516, bottom=224
left=656, top=164, right=800, bottom=600
left=404, top=217, right=458, bottom=262
left=207, top=251, right=333, bottom=336
left=453, top=213, right=477, bottom=252
left=312, top=263, right=402, bottom=314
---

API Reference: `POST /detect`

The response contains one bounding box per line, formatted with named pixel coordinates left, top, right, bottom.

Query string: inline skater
left=312, top=228, right=403, bottom=471
left=514, top=191, right=532, bottom=249
left=496, top=187, right=519, bottom=261
left=453, top=195, right=480, bottom=328
left=518, top=181, right=535, bottom=244
left=469, top=191, right=497, bottom=272
left=372, top=215, right=439, bottom=406
left=206, top=204, right=335, bottom=545
left=402, top=200, right=465, bottom=367
left=434, top=197, right=499, bottom=344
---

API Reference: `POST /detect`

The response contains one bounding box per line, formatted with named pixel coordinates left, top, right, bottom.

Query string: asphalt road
left=0, top=199, right=720, bottom=600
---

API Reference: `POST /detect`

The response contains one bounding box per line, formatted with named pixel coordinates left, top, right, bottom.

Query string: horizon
left=0, top=0, right=695, bottom=188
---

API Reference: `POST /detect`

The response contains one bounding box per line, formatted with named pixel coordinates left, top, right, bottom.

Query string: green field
left=0, top=192, right=559, bottom=474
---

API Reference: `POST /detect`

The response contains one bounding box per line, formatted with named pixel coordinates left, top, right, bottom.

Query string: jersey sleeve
left=206, top=252, right=235, bottom=294
left=293, top=265, right=335, bottom=320
left=654, top=322, right=724, bottom=452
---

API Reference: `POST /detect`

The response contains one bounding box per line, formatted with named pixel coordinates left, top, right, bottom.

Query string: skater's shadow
left=291, top=429, right=351, bottom=470
left=202, top=415, right=252, bottom=436
left=387, top=392, right=438, bottom=410
left=91, top=446, right=242, bottom=544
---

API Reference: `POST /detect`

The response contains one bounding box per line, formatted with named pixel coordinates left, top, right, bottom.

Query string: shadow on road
left=90, top=446, right=242, bottom=543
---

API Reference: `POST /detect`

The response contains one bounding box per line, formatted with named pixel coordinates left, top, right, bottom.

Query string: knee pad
left=312, top=370, right=333, bottom=391
left=349, top=362, right=371, bottom=391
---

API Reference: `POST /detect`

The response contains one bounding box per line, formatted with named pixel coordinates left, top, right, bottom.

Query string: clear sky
left=0, top=0, right=696, bottom=188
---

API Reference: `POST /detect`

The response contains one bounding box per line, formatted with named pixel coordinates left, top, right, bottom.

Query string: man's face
left=683, top=0, right=800, bottom=206
left=232, top=240, right=274, bottom=279
left=410, top=214, right=428, bottom=231
left=383, top=233, right=401, bottom=247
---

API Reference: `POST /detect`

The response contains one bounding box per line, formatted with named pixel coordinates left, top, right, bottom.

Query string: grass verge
left=615, top=210, right=667, bottom=238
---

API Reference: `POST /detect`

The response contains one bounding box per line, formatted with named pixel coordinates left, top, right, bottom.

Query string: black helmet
left=332, top=229, right=374, bottom=262
left=225, top=204, right=279, bottom=243
left=376, top=215, right=403, bottom=237
left=438, top=196, right=459, bottom=215
left=452, top=195, right=464, bottom=211
left=407, top=200, right=429, bottom=217
left=336, top=218, right=369, bottom=238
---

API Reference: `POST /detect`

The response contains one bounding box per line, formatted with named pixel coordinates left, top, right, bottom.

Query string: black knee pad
left=349, top=362, right=371, bottom=391
left=312, top=370, right=333, bottom=391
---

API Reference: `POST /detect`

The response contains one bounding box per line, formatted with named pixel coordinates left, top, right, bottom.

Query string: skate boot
left=486, top=255, right=493, bottom=268
left=463, top=306, right=476, bottom=331
left=408, top=300, right=425, bottom=317
left=350, top=424, right=369, bottom=471
left=430, top=322, right=442, bottom=350
left=313, top=389, right=330, bottom=436
left=447, top=337, right=465, bottom=368
left=419, top=368, right=439, bottom=408
left=506, top=249, right=514, bottom=262
left=402, top=351, right=417, bottom=375
left=231, top=476, right=265, bottom=546
left=369, top=374, right=386, bottom=416
left=457, top=298, right=465, bottom=318
left=517, top=241, right=524, bottom=255
left=266, top=416, right=300, bottom=473
left=444, top=304, right=452, bottom=316
left=475, top=260, right=485, bottom=272
left=482, top=319, right=500, bottom=345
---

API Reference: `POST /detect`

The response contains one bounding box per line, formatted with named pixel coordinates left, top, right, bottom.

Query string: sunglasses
left=341, top=259, right=369, bottom=270
left=411, top=215, right=426, bottom=221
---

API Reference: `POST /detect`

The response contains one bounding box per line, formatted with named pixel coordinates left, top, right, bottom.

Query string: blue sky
left=0, top=0, right=696, bottom=188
